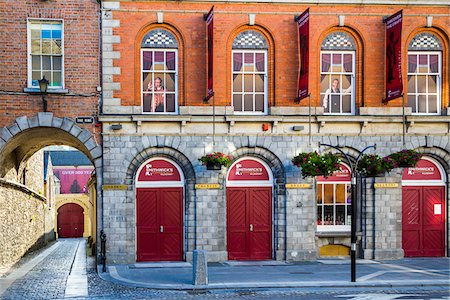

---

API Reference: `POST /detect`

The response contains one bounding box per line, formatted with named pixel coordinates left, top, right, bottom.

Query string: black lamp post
left=319, top=142, right=376, bottom=282
left=38, top=76, right=49, bottom=112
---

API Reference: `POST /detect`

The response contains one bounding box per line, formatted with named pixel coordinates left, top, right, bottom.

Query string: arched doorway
left=135, top=157, right=184, bottom=261
left=57, top=203, right=84, bottom=238
left=226, top=157, right=273, bottom=260
left=402, top=157, right=446, bottom=257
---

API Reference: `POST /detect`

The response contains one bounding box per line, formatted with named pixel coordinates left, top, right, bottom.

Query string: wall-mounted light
left=110, top=124, right=122, bottom=131
left=38, top=76, right=49, bottom=112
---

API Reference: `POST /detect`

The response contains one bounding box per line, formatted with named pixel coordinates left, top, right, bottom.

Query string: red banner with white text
left=205, top=6, right=214, bottom=101
left=384, top=10, right=403, bottom=102
left=296, top=8, right=309, bottom=102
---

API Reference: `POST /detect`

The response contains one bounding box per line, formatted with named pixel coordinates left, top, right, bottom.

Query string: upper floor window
left=320, top=32, right=355, bottom=115
left=28, top=20, right=63, bottom=89
left=408, top=33, right=442, bottom=115
left=232, top=31, right=268, bottom=114
left=141, top=29, right=178, bottom=114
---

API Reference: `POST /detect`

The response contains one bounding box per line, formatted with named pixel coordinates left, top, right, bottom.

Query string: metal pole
left=402, top=94, right=406, bottom=146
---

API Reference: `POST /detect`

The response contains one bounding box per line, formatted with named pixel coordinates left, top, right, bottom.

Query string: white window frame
left=140, top=48, right=178, bottom=115
left=407, top=51, right=441, bottom=115
left=231, top=49, right=268, bottom=115
left=320, top=50, right=355, bottom=115
left=27, top=18, right=64, bottom=89
left=316, top=181, right=351, bottom=233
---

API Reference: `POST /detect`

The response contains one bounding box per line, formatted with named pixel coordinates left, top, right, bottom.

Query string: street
left=0, top=239, right=449, bottom=300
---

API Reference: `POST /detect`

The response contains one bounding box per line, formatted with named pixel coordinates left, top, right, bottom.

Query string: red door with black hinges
left=137, top=187, right=183, bottom=261
left=57, top=203, right=84, bottom=238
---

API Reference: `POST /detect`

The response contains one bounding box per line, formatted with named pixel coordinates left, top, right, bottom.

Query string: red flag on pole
left=204, top=6, right=214, bottom=102
left=296, top=8, right=309, bottom=102
left=383, top=10, right=403, bottom=103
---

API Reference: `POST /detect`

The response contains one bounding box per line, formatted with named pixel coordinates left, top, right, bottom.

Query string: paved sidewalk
left=99, top=258, right=450, bottom=290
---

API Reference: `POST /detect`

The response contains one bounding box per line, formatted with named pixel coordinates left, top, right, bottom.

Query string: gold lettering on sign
left=285, top=183, right=312, bottom=189
left=374, top=183, right=399, bottom=188
left=102, top=185, right=128, bottom=190
left=195, top=184, right=221, bottom=189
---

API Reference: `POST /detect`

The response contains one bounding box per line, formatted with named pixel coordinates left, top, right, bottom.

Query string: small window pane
left=233, top=75, right=242, bottom=92
left=244, top=53, right=254, bottom=72
left=153, top=93, right=165, bottom=112
left=324, top=206, right=334, bottom=225
left=336, top=206, right=345, bottom=225
left=255, top=74, right=264, bottom=92
left=244, top=95, right=253, bottom=111
left=154, top=51, right=164, bottom=63
left=31, top=39, right=41, bottom=54
left=428, top=75, right=437, bottom=93
left=321, top=53, right=331, bottom=72
left=53, top=57, right=62, bottom=71
left=142, top=72, right=152, bottom=91
left=342, top=75, right=351, bottom=93
left=52, top=29, right=61, bottom=39
left=408, top=95, right=417, bottom=112
left=408, top=75, right=416, bottom=93
left=255, top=53, right=264, bottom=72
left=342, top=95, right=351, bottom=113
left=42, top=40, right=51, bottom=54
left=42, top=56, right=51, bottom=70
left=255, top=94, right=264, bottom=112
left=331, top=53, right=342, bottom=72
left=428, top=95, right=437, bottom=113
left=31, top=29, right=40, bottom=39
left=233, top=53, right=242, bottom=72
left=233, top=94, right=242, bottom=111
left=52, top=71, right=61, bottom=86
left=165, top=74, right=175, bottom=92
left=324, top=184, right=333, bottom=204
left=32, top=71, right=41, bottom=85
left=408, top=55, right=417, bottom=73
left=343, top=54, right=352, bottom=72
left=32, top=56, right=40, bottom=70
left=41, top=29, right=51, bottom=39
left=320, top=74, right=330, bottom=94
left=429, top=55, right=438, bottom=73
left=417, top=75, right=426, bottom=93
left=330, top=94, right=341, bottom=113
left=166, top=94, right=176, bottom=112
left=336, top=184, right=345, bottom=203
left=418, top=55, right=428, bottom=73
left=143, top=94, right=152, bottom=112
left=418, top=95, right=427, bottom=112
left=143, top=51, right=153, bottom=70
left=244, top=75, right=253, bottom=92
left=317, top=206, right=323, bottom=225
left=317, top=184, right=323, bottom=204
left=51, top=40, right=62, bottom=55
left=43, top=71, right=51, bottom=83
left=166, top=52, right=175, bottom=70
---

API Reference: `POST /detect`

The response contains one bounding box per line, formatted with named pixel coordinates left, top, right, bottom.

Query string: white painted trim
left=226, top=157, right=273, bottom=187
left=317, top=225, right=351, bottom=232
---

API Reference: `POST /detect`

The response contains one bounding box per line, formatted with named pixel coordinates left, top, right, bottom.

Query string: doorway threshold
left=131, top=262, right=192, bottom=269
left=223, top=260, right=289, bottom=266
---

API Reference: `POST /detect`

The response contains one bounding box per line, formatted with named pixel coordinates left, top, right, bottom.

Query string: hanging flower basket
left=387, top=150, right=422, bottom=168
left=199, top=152, right=232, bottom=170
left=292, top=152, right=341, bottom=179
left=356, top=154, right=394, bottom=177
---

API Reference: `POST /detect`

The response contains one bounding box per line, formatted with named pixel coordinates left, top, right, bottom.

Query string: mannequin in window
left=147, top=77, right=165, bottom=112
left=322, top=78, right=351, bottom=111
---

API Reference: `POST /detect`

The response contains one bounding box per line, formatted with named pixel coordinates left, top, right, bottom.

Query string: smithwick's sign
left=402, top=159, right=442, bottom=181
left=317, top=164, right=351, bottom=182
left=137, top=159, right=181, bottom=182
left=228, top=159, right=269, bottom=181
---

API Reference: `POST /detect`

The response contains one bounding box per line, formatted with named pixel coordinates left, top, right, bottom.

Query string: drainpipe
left=284, top=176, right=287, bottom=261
left=363, top=177, right=367, bottom=256
left=193, top=181, right=197, bottom=251
left=372, top=177, right=376, bottom=260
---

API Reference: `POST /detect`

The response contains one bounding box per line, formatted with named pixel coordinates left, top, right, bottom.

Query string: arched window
left=232, top=30, right=268, bottom=114
left=407, top=33, right=442, bottom=114
left=320, top=32, right=356, bottom=115
left=141, top=29, right=178, bottom=114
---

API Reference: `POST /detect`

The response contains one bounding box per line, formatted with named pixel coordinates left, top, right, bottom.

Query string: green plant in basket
left=387, top=149, right=422, bottom=168
left=356, top=154, right=394, bottom=177
left=292, top=152, right=341, bottom=178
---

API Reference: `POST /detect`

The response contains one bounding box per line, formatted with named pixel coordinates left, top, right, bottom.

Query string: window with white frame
left=232, top=31, right=268, bottom=114
left=320, top=32, right=355, bottom=115
left=141, top=29, right=178, bottom=114
left=316, top=164, right=352, bottom=232
left=408, top=33, right=442, bottom=115
left=28, top=20, right=63, bottom=88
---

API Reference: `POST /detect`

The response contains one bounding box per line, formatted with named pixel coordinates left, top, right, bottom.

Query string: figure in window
left=322, top=78, right=351, bottom=111
left=147, top=77, right=165, bottom=112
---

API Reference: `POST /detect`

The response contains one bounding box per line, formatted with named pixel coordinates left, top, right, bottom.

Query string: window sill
left=23, top=88, right=69, bottom=94
left=316, top=231, right=351, bottom=237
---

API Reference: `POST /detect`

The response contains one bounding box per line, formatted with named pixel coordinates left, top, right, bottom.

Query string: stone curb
left=97, top=266, right=450, bottom=291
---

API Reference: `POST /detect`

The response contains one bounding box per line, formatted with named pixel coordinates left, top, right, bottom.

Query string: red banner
left=402, top=159, right=442, bottom=181
left=228, top=159, right=269, bottom=181
left=317, top=164, right=351, bottom=182
left=138, top=159, right=181, bottom=182
left=296, top=9, right=309, bottom=102
left=384, top=10, right=403, bottom=102
left=204, top=6, right=214, bottom=102
left=53, top=167, right=93, bottom=194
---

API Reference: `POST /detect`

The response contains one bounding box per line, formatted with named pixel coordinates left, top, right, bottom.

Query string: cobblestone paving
left=0, top=239, right=79, bottom=300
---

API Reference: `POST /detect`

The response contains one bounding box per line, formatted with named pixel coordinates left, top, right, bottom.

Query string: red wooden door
left=57, top=203, right=84, bottom=238
left=137, top=187, right=183, bottom=261
left=227, top=187, right=272, bottom=260
left=402, top=186, right=445, bottom=257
